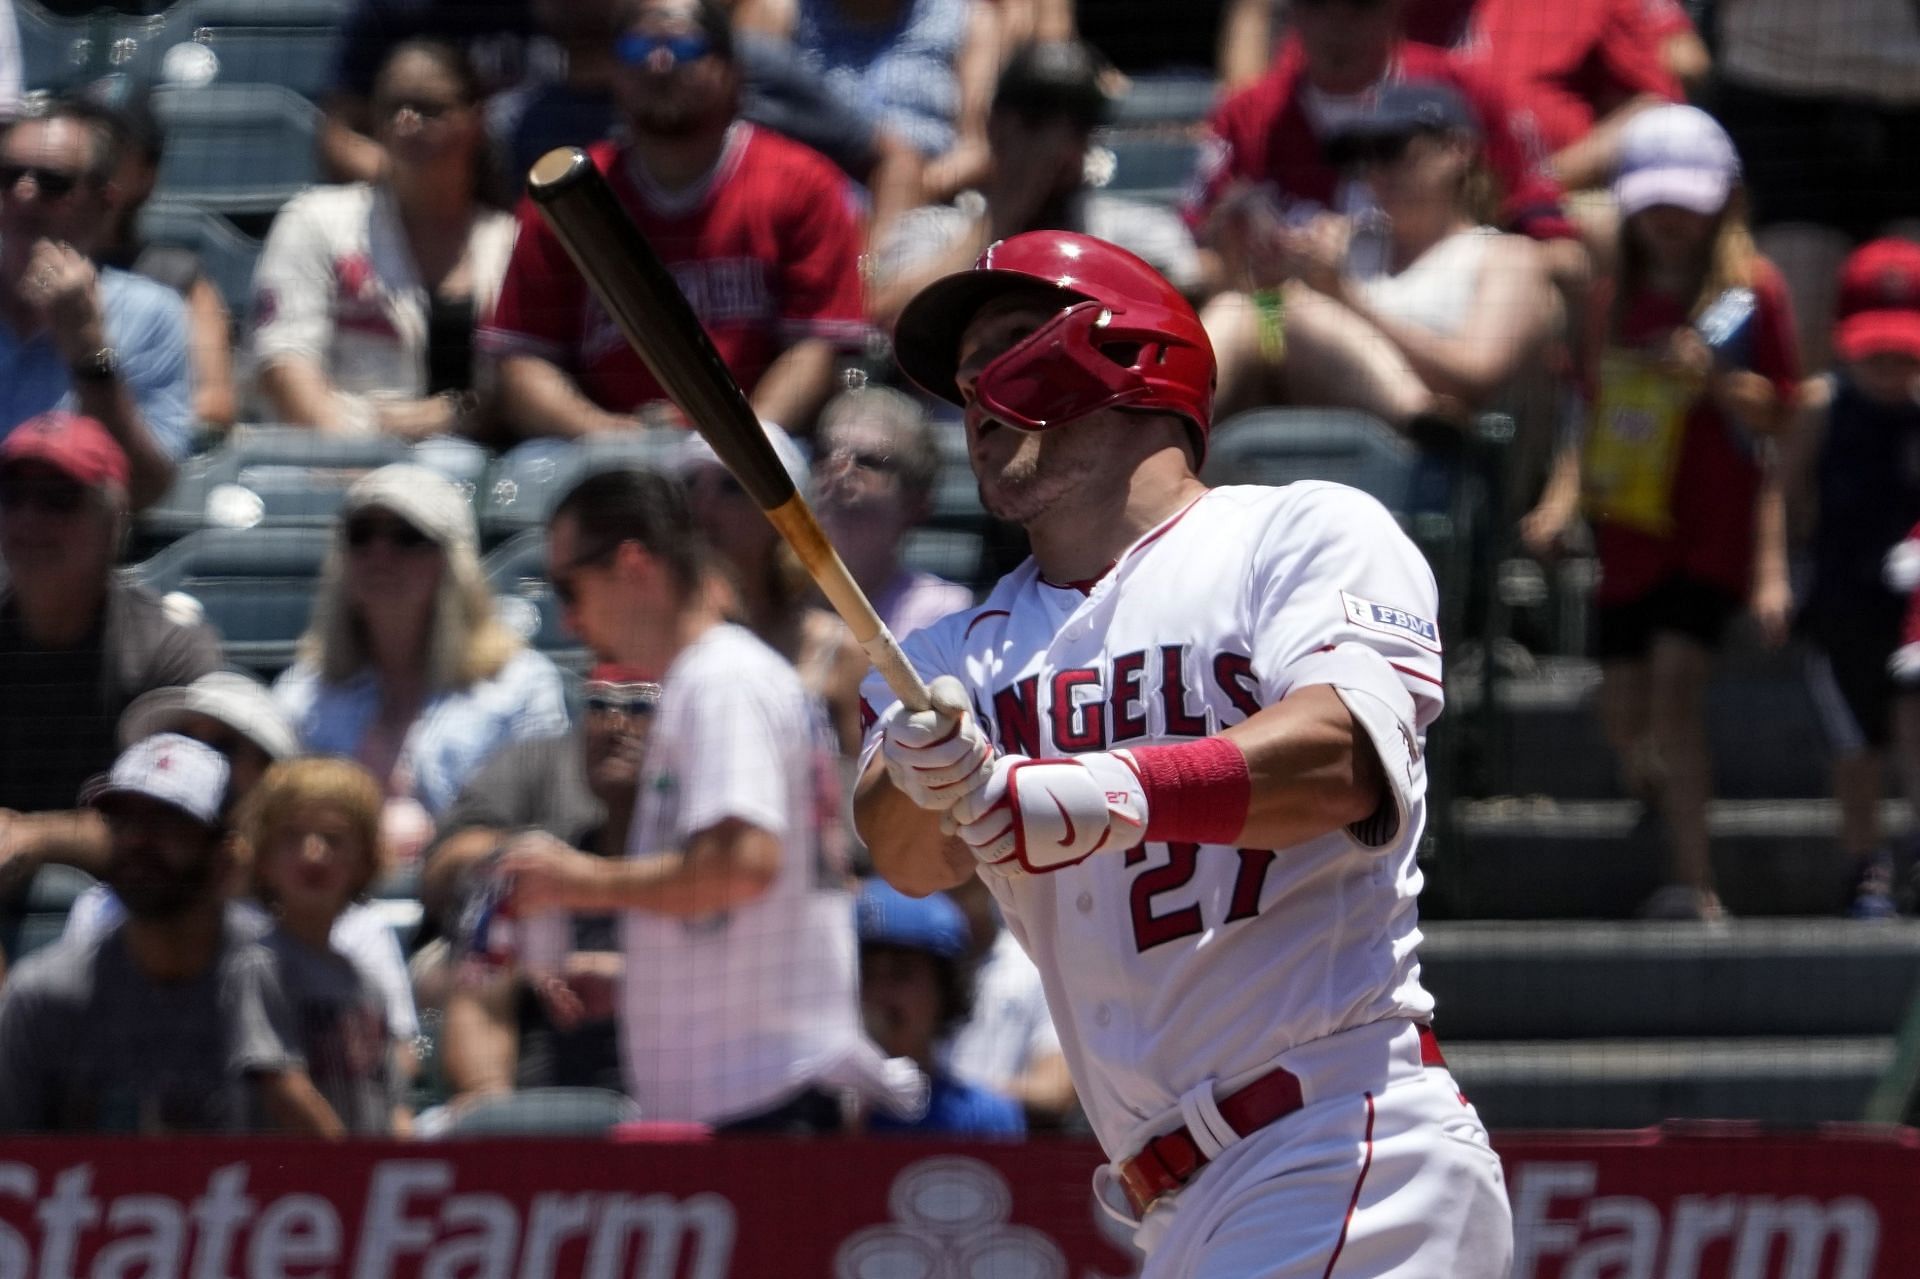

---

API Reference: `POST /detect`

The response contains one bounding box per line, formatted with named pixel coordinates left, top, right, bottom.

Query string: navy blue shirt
left=1807, top=373, right=1920, bottom=611
left=869, top=1070, right=1025, bottom=1138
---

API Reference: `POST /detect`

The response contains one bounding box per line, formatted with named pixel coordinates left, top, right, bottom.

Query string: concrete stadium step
left=1444, top=1037, right=1891, bottom=1129
left=1420, top=921, right=1920, bottom=1040
left=1459, top=653, right=1835, bottom=801
left=1441, top=797, right=1899, bottom=917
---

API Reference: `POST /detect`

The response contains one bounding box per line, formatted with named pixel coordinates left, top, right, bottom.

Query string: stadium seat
left=151, top=84, right=321, bottom=217
left=137, top=426, right=413, bottom=548
left=13, top=0, right=102, bottom=92
left=1093, top=130, right=1203, bottom=206
left=190, top=27, right=343, bottom=99
left=442, top=1087, right=644, bottom=1138
left=478, top=432, right=684, bottom=541
left=1202, top=407, right=1425, bottom=511
left=128, top=525, right=335, bottom=675
left=97, top=2, right=201, bottom=85
left=1109, top=75, right=1218, bottom=129
left=135, top=200, right=264, bottom=319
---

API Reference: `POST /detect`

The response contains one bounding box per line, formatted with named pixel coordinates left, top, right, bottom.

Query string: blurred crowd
left=2, top=0, right=1920, bottom=1134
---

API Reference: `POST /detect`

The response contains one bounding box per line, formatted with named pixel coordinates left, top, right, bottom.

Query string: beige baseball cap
left=339, top=462, right=478, bottom=552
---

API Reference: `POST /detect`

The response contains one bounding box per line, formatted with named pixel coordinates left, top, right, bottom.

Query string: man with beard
left=0, top=735, right=339, bottom=1135
left=479, top=0, right=867, bottom=438
left=420, top=662, right=661, bottom=1104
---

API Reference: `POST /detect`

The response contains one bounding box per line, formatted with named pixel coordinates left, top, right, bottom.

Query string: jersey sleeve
left=773, top=158, right=870, bottom=349
left=475, top=196, right=587, bottom=365
left=249, top=194, right=338, bottom=369
left=1249, top=484, right=1445, bottom=846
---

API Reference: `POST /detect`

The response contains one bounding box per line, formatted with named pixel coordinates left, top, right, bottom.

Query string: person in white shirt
left=250, top=40, right=516, bottom=439
left=499, top=464, right=921, bottom=1131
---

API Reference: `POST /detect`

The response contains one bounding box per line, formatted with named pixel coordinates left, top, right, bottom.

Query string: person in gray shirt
left=0, top=735, right=337, bottom=1135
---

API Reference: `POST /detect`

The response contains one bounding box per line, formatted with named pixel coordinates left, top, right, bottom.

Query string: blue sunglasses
left=616, top=32, right=713, bottom=67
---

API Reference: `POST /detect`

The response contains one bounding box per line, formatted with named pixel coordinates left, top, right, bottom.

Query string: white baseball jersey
left=860, top=483, right=1443, bottom=1159
left=621, top=623, right=864, bottom=1124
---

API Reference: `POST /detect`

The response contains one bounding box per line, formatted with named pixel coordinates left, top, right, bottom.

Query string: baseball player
left=854, top=232, right=1512, bottom=1276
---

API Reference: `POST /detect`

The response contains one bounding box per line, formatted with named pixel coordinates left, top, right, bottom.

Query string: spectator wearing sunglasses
left=251, top=41, right=517, bottom=442
left=813, top=385, right=973, bottom=637
left=417, top=664, right=661, bottom=1112
left=495, top=465, right=920, bottom=1132
left=0, top=413, right=222, bottom=890
left=480, top=0, right=868, bottom=440
left=272, top=465, right=568, bottom=867
left=1, top=101, right=193, bottom=510
left=1186, top=0, right=1580, bottom=309
left=679, top=422, right=870, bottom=756
left=1207, top=80, right=1561, bottom=435
left=866, top=40, right=1203, bottom=330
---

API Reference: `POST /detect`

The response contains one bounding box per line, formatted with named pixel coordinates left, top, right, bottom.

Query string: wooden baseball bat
left=527, top=146, right=931, bottom=713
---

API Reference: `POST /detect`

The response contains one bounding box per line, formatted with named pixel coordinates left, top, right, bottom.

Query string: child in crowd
left=1791, top=240, right=1920, bottom=916
left=856, top=879, right=1023, bottom=1138
left=242, top=758, right=405, bottom=1134
left=1524, top=105, right=1801, bottom=922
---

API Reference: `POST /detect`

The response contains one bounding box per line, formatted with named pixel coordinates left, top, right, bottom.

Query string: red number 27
left=1125, top=843, right=1278, bottom=952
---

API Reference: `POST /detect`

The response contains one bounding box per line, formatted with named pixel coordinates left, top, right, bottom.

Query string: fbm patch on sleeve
left=1340, top=591, right=1442, bottom=654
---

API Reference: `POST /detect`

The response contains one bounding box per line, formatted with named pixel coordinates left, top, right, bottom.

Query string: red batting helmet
left=892, top=231, right=1216, bottom=455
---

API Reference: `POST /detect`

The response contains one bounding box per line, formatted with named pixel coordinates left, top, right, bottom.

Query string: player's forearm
left=1220, top=685, right=1388, bottom=849
left=854, top=765, right=977, bottom=895
left=1548, top=96, right=1664, bottom=192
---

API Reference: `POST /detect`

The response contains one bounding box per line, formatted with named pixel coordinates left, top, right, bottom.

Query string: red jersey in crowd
left=1450, top=0, right=1683, bottom=154
left=1183, top=39, right=1575, bottom=243
left=1592, top=259, right=1800, bottom=607
left=479, top=125, right=868, bottom=415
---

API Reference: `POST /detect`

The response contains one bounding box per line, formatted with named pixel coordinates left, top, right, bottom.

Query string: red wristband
left=1130, top=737, right=1252, bottom=847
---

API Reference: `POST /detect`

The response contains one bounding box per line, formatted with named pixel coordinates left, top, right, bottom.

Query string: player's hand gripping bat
left=528, top=146, right=931, bottom=714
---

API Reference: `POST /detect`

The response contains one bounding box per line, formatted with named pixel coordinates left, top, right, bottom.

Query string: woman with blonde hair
left=274, top=464, right=568, bottom=862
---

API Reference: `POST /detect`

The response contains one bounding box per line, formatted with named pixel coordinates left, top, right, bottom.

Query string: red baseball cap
left=1835, top=239, right=1920, bottom=363
left=0, top=411, right=132, bottom=490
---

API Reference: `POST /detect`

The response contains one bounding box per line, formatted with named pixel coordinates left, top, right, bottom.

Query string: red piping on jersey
left=1038, top=492, right=1212, bottom=594
left=1321, top=1091, right=1377, bottom=1279
left=1312, top=644, right=1445, bottom=690
left=964, top=609, right=1011, bottom=638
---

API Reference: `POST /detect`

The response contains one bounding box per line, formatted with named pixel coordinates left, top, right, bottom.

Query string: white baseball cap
left=82, top=733, right=231, bottom=827
left=1613, top=104, right=1741, bottom=218
left=340, top=462, right=478, bottom=552
left=118, top=671, right=301, bottom=761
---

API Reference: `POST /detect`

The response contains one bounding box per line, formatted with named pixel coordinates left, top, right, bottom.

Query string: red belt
left=1117, top=1024, right=1447, bottom=1218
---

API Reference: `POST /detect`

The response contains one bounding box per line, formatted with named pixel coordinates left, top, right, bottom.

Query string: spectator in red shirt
left=1448, top=0, right=1681, bottom=193
left=479, top=0, right=868, bottom=439
left=1523, top=105, right=1800, bottom=923
left=1184, top=0, right=1575, bottom=265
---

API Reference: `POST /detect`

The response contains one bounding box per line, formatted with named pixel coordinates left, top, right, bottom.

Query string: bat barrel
left=527, top=146, right=799, bottom=513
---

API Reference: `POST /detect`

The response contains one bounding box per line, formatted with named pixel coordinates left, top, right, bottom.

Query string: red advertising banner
left=0, top=1127, right=1912, bottom=1277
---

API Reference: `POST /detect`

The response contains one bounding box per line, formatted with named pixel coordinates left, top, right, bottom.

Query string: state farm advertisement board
left=0, top=1129, right=1911, bottom=1277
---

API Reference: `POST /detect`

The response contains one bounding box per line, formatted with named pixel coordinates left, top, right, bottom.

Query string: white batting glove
left=948, top=751, right=1149, bottom=873
left=878, top=675, right=994, bottom=812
